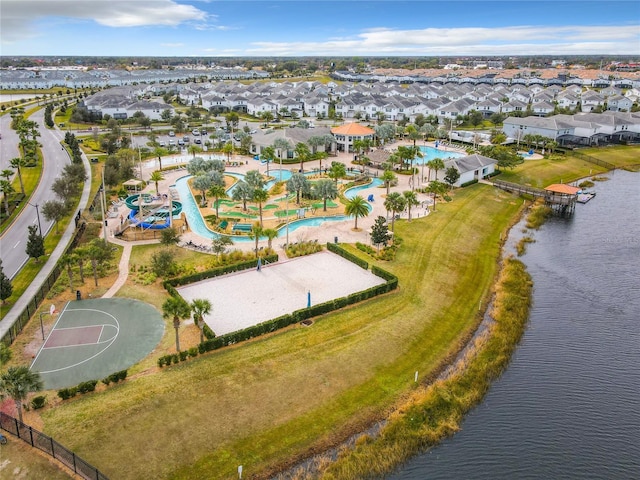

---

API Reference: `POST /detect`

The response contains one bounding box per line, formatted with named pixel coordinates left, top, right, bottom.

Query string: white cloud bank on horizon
left=245, top=25, right=640, bottom=56
left=1, top=0, right=210, bottom=43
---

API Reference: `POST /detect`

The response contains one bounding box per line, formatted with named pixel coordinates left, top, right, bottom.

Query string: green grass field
left=40, top=184, right=522, bottom=480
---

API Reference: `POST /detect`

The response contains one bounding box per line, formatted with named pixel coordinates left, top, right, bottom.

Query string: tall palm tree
left=345, top=195, right=369, bottom=230
left=384, top=192, right=406, bottom=232
left=0, top=180, right=15, bottom=214
left=10, top=157, right=26, bottom=195
left=190, top=298, right=212, bottom=344
left=261, top=146, right=276, bottom=176
left=294, top=142, right=311, bottom=172
left=222, top=141, right=234, bottom=161
left=253, top=188, right=269, bottom=227
left=427, top=157, right=445, bottom=182
left=381, top=169, right=396, bottom=195
left=403, top=190, right=419, bottom=222
left=0, top=366, right=43, bottom=423
left=153, top=146, right=167, bottom=171
left=249, top=223, right=265, bottom=258
left=149, top=170, right=164, bottom=194
left=208, top=184, right=227, bottom=218
left=162, top=296, right=192, bottom=352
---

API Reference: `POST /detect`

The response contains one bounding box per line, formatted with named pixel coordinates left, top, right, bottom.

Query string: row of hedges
left=159, top=252, right=399, bottom=367
left=57, top=369, right=128, bottom=400
left=157, top=347, right=200, bottom=367
left=164, top=254, right=279, bottom=290
left=327, top=242, right=369, bottom=270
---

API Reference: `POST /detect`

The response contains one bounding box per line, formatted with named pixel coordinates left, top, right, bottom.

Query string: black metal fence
left=572, top=150, right=615, bottom=170
left=0, top=412, right=109, bottom=480
left=1, top=222, right=86, bottom=346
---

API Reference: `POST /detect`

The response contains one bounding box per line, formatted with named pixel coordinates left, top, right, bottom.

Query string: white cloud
left=246, top=25, right=640, bottom=56
left=1, top=0, right=209, bottom=43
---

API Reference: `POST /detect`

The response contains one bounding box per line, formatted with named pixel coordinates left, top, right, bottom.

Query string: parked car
left=159, top=141, right=166, bottom=147
left=169, top=131, right=175, bottom=137
left=183, top=136, right=190, bottom=143
left=194, top=138, right=202, bottom=144
left=192, top=129, right=200, bottom=136
left=200, top=128, right=208, bottom=135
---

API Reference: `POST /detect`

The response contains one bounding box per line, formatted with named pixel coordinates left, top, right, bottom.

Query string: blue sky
left=2, top=1, right=639, bottom=57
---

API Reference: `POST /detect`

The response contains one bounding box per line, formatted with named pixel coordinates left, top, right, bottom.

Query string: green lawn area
left=496, top=145, right=640, bottom=188
left=40, top=184, right=522, bottom=480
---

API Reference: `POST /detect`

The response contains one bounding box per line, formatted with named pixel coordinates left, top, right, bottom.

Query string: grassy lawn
left=496, top=145, right=640, bottom=188
left=39, top=184, right=522, bottom=480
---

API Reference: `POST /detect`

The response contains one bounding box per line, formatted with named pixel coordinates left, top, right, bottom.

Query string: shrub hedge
left=164, top=254, right=279, bottom=290
left=461, top=179, right=479, bottom=187
left=158, top=245, right=398, bottom=368
left=327, top=242, right=368, bottom=269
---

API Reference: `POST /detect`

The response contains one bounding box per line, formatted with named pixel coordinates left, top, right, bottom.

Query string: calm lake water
left=389, top=169, right=640, bottom=480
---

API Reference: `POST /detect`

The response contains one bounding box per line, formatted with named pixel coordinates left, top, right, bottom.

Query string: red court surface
left=43, top=325, right=102, bottom=348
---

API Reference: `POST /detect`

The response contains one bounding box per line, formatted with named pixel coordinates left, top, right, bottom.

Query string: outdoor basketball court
left=177, top=250, right=386, bottom=336
left=30, top=298, right=164, bottom=390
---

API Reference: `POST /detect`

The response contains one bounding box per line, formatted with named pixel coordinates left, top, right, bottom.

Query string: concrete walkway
left=101, top=237, right=159, bottom=299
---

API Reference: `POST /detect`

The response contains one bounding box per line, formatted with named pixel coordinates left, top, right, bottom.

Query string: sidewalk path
left=101, top=237, right=159, bottom=298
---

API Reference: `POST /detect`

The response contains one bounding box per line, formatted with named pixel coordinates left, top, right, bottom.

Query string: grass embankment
left=39, top=184, right=522, bottom=480
left=322, top=257, right=532, bottom=479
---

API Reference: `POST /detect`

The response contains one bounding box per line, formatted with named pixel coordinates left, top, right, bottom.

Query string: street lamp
left=27, top=201, right=43, bottom=236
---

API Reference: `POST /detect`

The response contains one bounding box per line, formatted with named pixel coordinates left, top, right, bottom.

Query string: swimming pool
left=416, top=145, right=464, bottom=164
left=174, top=176, right=382, bottom=241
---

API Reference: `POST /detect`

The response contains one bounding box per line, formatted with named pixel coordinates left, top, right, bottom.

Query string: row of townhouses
left=79, top=77, right=640, bottom=133
left=0, top=67, right=269, bottom=90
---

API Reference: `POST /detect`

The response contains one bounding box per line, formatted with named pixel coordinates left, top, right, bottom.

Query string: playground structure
left=125, top=193, right=183, bottom=230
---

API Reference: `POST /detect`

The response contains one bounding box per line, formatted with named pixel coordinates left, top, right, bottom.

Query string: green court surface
left=30, top=298, right=164, bottom=390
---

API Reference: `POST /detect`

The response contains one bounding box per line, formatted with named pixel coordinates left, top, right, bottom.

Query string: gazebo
left=123, top=179, right=144, bottom=192
left=544, top=183, right=580, bottom=215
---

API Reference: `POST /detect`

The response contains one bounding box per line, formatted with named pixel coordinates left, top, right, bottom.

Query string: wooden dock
left=492, top=179, right=579, bottom=216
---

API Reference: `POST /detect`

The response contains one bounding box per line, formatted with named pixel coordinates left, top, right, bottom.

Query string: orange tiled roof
left=331, top=123, right=375, bottom=136
left=545, top=184, right=580, bottom=195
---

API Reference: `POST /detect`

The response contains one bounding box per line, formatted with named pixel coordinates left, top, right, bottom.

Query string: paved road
left=0, top=109, right=71, bottom=279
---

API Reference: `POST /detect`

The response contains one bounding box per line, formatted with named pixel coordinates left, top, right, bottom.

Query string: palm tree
left=0, top=366, right=43, bottom=423
left=427, top=157, right=445, bottom=182
left=0, top=180, right=15, bottom=215
left=153, top=146, right=167, bottom=171
left=384, top=192, right=406, bottom=232
left=381, top=169, right=396, bottom=195
left=263, top=228, right=278, bottom=250
left=345, top=195, right=369, bottom=230
left=249, top=223, right=265, bottom=258
left=188, top=144, right=202, bottom=159
left=403, top=190, right=420, bottom=221
left=231, top=181, right=253, bottom=211
left=162, top=296, right=192, bottom=352
left=253, top=188, right=269, bottom=227
left=427, top=180, right=447, bottom=211
left=190, top=298, right=212, bottom=344
left=286, top=173, right=309, bottom=205
left=149, top=170, right=164, bottom=194
left=10, top=157, right=26, bottom=195
left=60, top=253, right=75, bottom=292
left=294, top=142, right=311, bottom=172
left=261, top=146, right=276, bottom=176
left=222, top=141, right=234, bottom=162
left=328, top=162, right=346, bottom=184
left=208, top=184, right=227, bottom=218
left=313, top=179, right=338, bottom=212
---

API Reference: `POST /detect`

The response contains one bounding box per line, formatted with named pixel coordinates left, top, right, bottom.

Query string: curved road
left=0, top=109, right=71, bottom=279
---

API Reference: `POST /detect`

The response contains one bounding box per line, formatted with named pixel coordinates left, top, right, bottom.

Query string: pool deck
left=107, top=140, right=451, bottom=254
